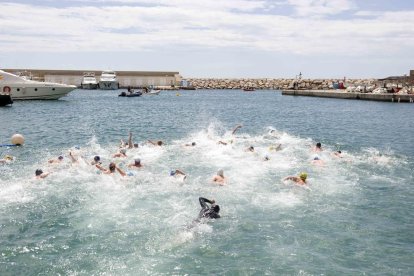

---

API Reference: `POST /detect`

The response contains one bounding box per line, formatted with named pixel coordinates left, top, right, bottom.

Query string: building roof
left=2, top=69, right=179, bottom=77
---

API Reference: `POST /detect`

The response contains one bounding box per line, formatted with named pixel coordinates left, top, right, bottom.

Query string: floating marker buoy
left=11, top=134, right=25, bottom=145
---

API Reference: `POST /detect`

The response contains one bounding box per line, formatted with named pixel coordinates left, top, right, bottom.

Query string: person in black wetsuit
left=198, top=197, right=220, bottom=219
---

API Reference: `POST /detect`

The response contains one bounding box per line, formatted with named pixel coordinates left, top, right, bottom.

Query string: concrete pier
left=282, top=90, right=414, bottom=103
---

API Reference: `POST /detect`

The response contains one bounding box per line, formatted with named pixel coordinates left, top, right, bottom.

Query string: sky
left=0, top=0, right=413, bottom=78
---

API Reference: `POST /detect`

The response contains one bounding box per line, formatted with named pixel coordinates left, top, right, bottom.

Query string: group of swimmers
left=2, top=126, right=348, bottom=222
left=5, top=126, right=344, bottom=187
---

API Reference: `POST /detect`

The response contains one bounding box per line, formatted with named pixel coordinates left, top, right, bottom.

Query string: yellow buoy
left=11, top=134, right=25, bottom=145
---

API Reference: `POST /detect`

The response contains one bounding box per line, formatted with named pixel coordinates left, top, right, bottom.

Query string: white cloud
left=0, top=1, right=413, bottom=59
left=287, top=0, right=355, bottom=17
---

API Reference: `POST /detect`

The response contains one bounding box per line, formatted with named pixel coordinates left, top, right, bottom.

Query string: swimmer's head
left=316, top=142, right=322, bottom=148
left=58, top=155, right=64, bottom=160
left=94, top=156, right=100, bottom=162
left=157, top=141, right=163, bottom=146
left=170, top=170, right=176, bottom=176
left=134, top=158, right=141, bottom=165
left=191, top=142, right=196, bottom=146
left=299, top=172, right=307, bottom=181
left=4, top=155, right=13, bottom=161
left=35, top=169, right=43, bottom=176
left=264, top=155, right=270, bottom=161
left=134, top=143, right=139, bottom=148
left=249, top=146, right=254, bottom=151
left=120, top=149, right=127, bottom=154
left=217, top=169, right=224, bottom=177
left=337, top=150, right=342, bottom=154
left=314, top=156, right=320, bottom=160
left=109, top=162, right=116, bottom=172
left=213, top=204, right=220, bottom=213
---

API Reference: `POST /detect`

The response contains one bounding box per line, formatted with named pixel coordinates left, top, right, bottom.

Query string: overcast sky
left=1, top=0, right=413, bottom=78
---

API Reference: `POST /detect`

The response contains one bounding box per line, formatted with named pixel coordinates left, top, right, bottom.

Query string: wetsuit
left=198, top=197, right=220, bottom=219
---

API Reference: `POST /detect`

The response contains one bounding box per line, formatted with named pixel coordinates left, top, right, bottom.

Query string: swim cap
left=217, top=169, right=224, bottom=177
left=35, top=169, right=43, bottom=176
left=170, top=170, right=176, bottom=176
left=58, top=155, right=64, bottom=160
left=299, top=172, right=307, bottom=181
left=213, top=205, right=220, bottom=212
left=314, top=156, right=320, bottom=160
left=134, top=158, right=141, bottom=164
left=94, top=156, right=100, bottom=161
left=192, top=142, right=196, bottom=146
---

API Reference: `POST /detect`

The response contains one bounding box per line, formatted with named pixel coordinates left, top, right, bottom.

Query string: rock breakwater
left=186, top=78, right=377, bottom=90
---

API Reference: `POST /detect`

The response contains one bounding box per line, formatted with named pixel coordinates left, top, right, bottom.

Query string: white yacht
left=81, top=72, right=98, bottom=89
left=99, top=70, right=119, bottom=90
left=0, top=70, right=76, bottom=100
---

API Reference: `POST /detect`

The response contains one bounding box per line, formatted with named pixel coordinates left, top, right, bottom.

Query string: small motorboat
left=147, top=89, right=161, bottom=95
left=243, top=87, right=255, bottom=92
left=118, top=91, right=142, bottom=97
left=0, top=94, right=13, bottom=106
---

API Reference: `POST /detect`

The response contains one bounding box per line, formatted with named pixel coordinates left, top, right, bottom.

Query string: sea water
left=0, top=90, right=413, bottom=275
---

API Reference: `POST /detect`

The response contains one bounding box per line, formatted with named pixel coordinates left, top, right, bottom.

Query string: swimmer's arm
left=199, top=197, right=213, bottom=208
left=147, top=140, right=156, bottom=146
left=69, top=151, right=77, bottom=163
left=218, top=141, right=227, bottom=145
left=231, top=124, right=242, bottom=135
left=40, top=172, right=51, bottom=178
left=128, top=132, right=133, bottom=149
left=95, top=164, right=107, bottom=172
left=284, top=176, right=298, bottom=182
left=116, top=165, right=126, bottom=176
left=175, top=169, right=186, bottom=176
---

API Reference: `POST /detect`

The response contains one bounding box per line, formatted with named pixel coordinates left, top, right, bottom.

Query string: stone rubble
left=186, top=78, right=378, bottom=90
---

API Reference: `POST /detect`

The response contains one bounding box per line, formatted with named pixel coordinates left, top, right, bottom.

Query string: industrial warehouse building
left=2, top=69, right=181, bottom=88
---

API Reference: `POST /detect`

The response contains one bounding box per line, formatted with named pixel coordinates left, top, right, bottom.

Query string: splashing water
left=0, top=90, right=413, bottom=274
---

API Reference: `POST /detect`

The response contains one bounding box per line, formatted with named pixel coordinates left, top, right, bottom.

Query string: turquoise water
left=1, top=90, right=413, bottom=275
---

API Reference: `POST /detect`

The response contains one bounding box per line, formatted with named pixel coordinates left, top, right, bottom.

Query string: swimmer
left=113, top=148, right=127, bottom=158
left=0, top=155, right=14, bottom=164
left=170, top=169, right=186, bottom=180
left=213, top=169, right=226, bottom=185
left=284, top=172, right=307, bottom=185
left=96, top=162, right=126, bottom=176
left=184, top=142, right=196, bottom=147
left=35, top=169, right=50, bottom=179
left=311, top=156, right=324, bottom=166
left=197, top=197, right=221, bottom=220
left=218, top=140, right=228, bottom=145
left=90, top=155, right=101, bottom=165
left=313, top=142, right=323, bottom=152
left=128, top=157, right=143, bottom=168
left=68, top=151, right=79, bottom=163
left=148, top=140, right=163, bottom=146
left=127, top=131, right=138, bottom=149
left=231, top=124, right=242, bottom=135
left=269, top=143, right=282, bottom=151
left=48, top=155, right=64, bottom=164
left=246, top=145, right=255, bottom=152
left=263, top=155, right=270, bottom=161
left=333, top=150, right=343, bottom=158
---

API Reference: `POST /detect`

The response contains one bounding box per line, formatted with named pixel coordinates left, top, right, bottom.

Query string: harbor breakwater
left=186, top=78, right=377, bottom=90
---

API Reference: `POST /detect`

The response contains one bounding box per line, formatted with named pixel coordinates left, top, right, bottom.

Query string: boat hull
left=7, top=86, right=75, bottom=100
left=81, top=83, right=98, bottom=90
left=99, top=81, right=119, bottom=90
